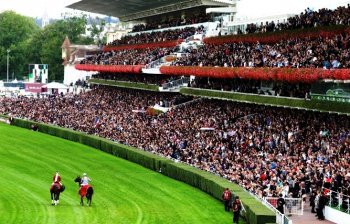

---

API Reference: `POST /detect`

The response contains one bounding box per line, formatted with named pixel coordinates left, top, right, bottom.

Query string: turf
left=0, top=123, right=240, bottom=224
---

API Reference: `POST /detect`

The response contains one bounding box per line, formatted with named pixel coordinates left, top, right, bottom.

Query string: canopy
left=43, top=82, right=69, bottom=89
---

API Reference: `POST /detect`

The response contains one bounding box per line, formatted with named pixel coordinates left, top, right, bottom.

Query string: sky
left=0, top=0, right=350, bottom=19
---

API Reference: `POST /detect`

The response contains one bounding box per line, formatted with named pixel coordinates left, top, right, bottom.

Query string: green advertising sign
left=312, top=88, right=350, bottom=103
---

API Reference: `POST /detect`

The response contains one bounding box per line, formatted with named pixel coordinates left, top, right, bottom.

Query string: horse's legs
left=88, top=196, right=92, bottom=206
left=55, top=193, right=60, bottom=205
left=50, top=192, right=54, bottom=205
left=80, top=197, right=84, bottom=206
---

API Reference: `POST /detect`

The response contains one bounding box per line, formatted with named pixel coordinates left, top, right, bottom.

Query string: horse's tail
left=87, top=186, right=94, bottom=195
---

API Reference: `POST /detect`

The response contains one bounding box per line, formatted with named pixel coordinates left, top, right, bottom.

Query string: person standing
left=277, top=194, right=286, bottom=214
left=317, top=191, right=327, bottom=220
left=232, top=196, right=242, bottom=224
left=315, top=191, right=321, bottom=219
left=310, top=190, right=317, bottom=213
left=222, top=188, right=232, bottom=211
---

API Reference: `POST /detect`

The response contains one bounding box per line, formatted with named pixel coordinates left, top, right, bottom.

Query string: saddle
left=50, top=182, right=61, bottom=191
left=79, top=185, right=90, bottom=197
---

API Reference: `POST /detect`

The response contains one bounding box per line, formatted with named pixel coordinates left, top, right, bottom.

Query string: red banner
left=75, top=64, right=144, bottom=73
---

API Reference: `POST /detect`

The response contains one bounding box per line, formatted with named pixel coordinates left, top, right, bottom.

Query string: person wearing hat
left=52, top=171, right=62, bottom=186
left=81, top=173, right=91, bottom=186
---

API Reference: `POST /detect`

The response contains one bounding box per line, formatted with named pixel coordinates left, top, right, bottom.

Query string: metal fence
left=265, top=197, right=303, bottom=216
left=263, top=197, right=294, bottom=224
left=322, top=187, right=350, bottom=214
left=162, top=77, right=189, bottom=90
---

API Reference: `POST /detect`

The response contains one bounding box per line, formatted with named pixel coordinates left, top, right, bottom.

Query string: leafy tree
left=0, top=11, right=40, bottom=80
left=0, top=11, right=105, bottom=82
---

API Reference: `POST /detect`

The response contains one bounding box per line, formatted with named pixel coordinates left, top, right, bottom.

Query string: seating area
left=80, top=47, right=175, bottom=65
left=107, top=26, right=204, bottom=46
left=58, top=6, right=350, bottom=203
left=172, top=34, right=350, bottom=68
left=245, top=4, right=350, bottom=34
left=1, top=86, right=349, bottom=201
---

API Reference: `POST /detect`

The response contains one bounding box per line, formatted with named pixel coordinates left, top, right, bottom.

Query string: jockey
left=52, top=171, right=62, bottom=186
left=81, top=173, right=91, bottom=186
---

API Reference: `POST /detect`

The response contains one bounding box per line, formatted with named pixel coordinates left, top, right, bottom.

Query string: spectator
left=222, top=188, right=232, bottom=212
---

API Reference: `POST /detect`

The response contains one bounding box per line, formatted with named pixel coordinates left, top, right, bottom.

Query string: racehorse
left=74, top=176, right=94, bottom=206
left=50, top=183, right=65, bottom=205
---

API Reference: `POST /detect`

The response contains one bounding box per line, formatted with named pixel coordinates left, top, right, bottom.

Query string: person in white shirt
left=81, top=173, right=91, bottom=186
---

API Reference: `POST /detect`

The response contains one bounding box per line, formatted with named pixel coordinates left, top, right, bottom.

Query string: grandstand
left=3, top=1, right=350, bottom=224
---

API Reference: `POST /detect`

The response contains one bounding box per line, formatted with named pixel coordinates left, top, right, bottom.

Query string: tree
left=0, top=12, right=104, bottom=82
left=28, top=15, right=90, bottom=81
left=0, top=11, right=40, bottom=80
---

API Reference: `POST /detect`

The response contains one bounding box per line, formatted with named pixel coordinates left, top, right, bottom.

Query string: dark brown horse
left=74, top=176, right=93, bottom=206
left=50, top=183, right=65, bottom=205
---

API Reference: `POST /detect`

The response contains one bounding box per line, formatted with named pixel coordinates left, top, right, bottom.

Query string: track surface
left=0, top=123, right=237, bottom=224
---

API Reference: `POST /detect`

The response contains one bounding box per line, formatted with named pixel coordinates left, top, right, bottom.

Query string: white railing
left=263, top=197, right=293, bottom=224
left=238, top=188, right=293, bottom=224
left=145, top=58, right=164, bottom=69
left=322, top=187, right=350, bottom=214
left=162, top=77, right=190, bottom=90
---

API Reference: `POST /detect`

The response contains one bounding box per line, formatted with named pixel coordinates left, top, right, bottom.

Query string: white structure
left=61, top=36, right=101, bottom=85
left=106, top=22, right=134, bottom=44
left=42, top=10, right=50, bottom=28
left=43, top=82, right=69, bottom=95
left=325, top=206, right=350, bottom=224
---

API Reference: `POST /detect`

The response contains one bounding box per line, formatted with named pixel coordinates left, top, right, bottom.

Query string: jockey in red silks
left=52, top=171, right=62, bottom=186
left=79, top=173, right=91, bottom=197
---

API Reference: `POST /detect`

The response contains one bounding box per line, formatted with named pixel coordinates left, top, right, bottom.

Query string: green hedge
left=10, top=118, right=275, bottom=224
left=89, top=79, right=159, bottom=91
left=180, top=87, right=350, bottom=114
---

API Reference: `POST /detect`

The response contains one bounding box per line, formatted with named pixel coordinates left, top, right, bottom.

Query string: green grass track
left=0, top=123, right=238, bottom=224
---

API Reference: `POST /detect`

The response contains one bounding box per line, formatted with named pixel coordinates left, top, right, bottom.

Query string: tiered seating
left=172, top=34, right=350, bottom=68
left=245, top=5, right=350, bottom=34
left=2, top=86, right=349, bottom=200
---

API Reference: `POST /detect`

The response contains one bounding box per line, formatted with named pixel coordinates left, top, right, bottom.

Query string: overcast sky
left=0, top=0, right=350, bottom=19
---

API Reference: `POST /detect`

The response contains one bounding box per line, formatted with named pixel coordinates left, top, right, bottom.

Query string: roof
left=67, top=0, right=236, bottom=21
left=43, top=82, right=69, bottom=89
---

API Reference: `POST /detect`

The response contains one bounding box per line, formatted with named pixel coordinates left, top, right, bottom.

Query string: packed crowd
left=83, top=31, right=350, bottom=68
left=245, top=5, right=350, bottom=34
left=131, top=14, right=210, bottom=32
left=92, top=73, right=310, bottom=99
left=108, top=26, right=204, bottom=46
left=173, top=34, right=350, bottom=68
left=80, top=47, right=175, bottom=65
left=191, top=77, right=310, bottom=98
left=1, top=86, right=349, bottom=201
